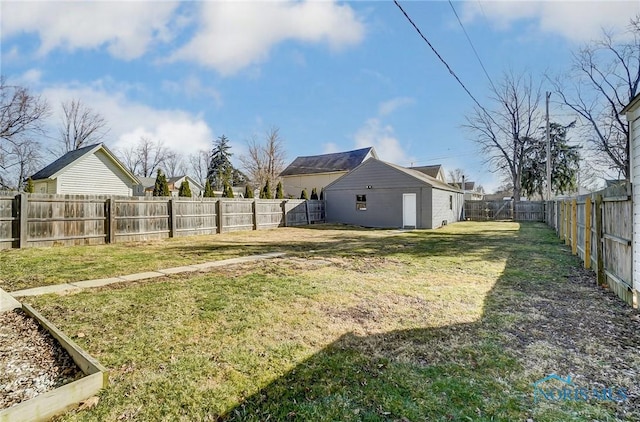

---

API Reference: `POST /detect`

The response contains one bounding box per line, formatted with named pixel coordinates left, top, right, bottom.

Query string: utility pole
left=545, top=92, right=551, bottom=201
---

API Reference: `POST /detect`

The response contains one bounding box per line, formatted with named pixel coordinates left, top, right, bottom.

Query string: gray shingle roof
left=280, top=147, right=376, bottom=176
left=385, top=161, right=462, bottom=193
left=408, top=165, right=442, bottom=179
left=31, top=143, right=102, bottom=180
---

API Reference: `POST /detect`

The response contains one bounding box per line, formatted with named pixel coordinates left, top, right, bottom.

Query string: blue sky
left=2, top=1, right=639, bottom=192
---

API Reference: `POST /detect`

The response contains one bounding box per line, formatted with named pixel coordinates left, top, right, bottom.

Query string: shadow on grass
left=219, top=222, right=638, bottom=421
left=168, top=222, right=531, bottom=266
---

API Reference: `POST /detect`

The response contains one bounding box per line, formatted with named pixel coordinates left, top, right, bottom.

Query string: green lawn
left=14, top=222, right=640, bottom=421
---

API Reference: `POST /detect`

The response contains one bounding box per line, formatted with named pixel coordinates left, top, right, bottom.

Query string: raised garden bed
left=0, top=288, right=108, bottom=422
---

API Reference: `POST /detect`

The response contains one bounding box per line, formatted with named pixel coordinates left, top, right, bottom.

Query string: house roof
left=385, top=161, right=462, bottom=193
left=138, top=177, right=157, bottom=188
left=408, top=164, right=442, bottom=179
left=621, top=91, right=640, bottom=114
left=280, top=147, right=377, bottom=176
left=326, top=158, right=462, bottom=193
left=31, top=143, right=138, bottom=183
left=168, top=175, right=204, bottom=190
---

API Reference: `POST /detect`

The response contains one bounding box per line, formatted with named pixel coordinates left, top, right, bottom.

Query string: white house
left=621, top=92, right=640, bottom=307
left=280, top=147, right=377, bottom=198
left=136, top=175, right=204, bottom=197
left=30, top=143, right=139, bottom=196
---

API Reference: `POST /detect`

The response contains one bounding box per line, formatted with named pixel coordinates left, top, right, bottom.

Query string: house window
left=356, top=194, right=367, bottom=211
left=449, top=195, right=453, bottom=210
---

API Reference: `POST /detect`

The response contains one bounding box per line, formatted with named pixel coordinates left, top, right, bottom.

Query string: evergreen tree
left=24, top=177, right=34, bottom=193
left=275, top=181, right=284, bottom=199
left=319, top=188, right=324, bottom=200
left=522, top=122, right=581, bottom=198
left=310, top=187, right=318, bottom=200
left=178, top=179, right=192, bottom=197
left=207, top=135, right=233, bottom=191
left=244, top=185, right=254, bottom=199
left=206, top=135, right=248, bottom=190
left=300, top=189, right=309, bottom=200
left=203, top=179, right=214, bottom=198
left=153, top=169, right=170, bottom=197
left=222, top=180, right=234, bottom=198
left=261, top=180, right=273, bottom=199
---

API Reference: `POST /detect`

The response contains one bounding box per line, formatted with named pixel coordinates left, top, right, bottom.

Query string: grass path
left=13, top=222, right=640, bottom=421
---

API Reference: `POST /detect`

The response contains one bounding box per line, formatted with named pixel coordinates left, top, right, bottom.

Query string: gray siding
left=326, top=159, right=441, bottom=229
left=56, top=150, right=134, bottom=196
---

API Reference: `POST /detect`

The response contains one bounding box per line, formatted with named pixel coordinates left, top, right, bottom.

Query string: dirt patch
left=496, top=265, right=640, bottom=418
left=0, top=309, right=84, bottom=410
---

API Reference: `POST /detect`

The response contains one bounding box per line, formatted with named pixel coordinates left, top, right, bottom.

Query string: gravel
left=0, top=309, right=84, bottom=410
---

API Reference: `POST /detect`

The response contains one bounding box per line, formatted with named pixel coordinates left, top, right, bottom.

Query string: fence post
left=595, top=194, right=605, bottom=286
left=16, top=193, right=28, bottom=248
left=252, top=200, right=258, bottom=230
left=584, top=196, right=592, bottom=269
left=216, top=199, right=223, bottom=234
left=105, top=198, right=115, bottom=244
left=558, top=202, right=563, bottom=239
left=571, top=199, right=577, bottom=255
left=282, top=200, right=288, bottom=227
left=168, top=198, right=176, bottom=238
left=563, top=201, right=569, bottom=246
left=305, top=200, right=311, bottom=225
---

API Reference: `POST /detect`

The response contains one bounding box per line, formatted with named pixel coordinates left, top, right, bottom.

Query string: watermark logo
left=532, top=374, right=628, bottom=403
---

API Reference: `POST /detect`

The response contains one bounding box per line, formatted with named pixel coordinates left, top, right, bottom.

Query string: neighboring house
left=280, top=147, right=377, bottom=198
left=136, top=175, right=204, bottom=197
left=464, top=182, right=484, bottom=200
left=30, top=143, right=139, bottom=196
left=621, top=92, right=640, bottom=306
left=324, top=158, right=463, bottom=229
left=409, top=164, right=446, bottom=183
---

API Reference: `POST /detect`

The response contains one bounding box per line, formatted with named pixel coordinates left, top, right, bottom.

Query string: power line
left=393, top=0, right=495, bottom=124
left=448, top=0, right=496, bottom=91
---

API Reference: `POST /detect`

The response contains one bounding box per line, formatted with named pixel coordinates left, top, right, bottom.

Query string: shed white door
left=403, top=193, right=417, bottom=228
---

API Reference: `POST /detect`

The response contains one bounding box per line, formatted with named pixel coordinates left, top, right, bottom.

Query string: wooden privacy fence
left=0, top=193, right=325, bottom=249
left=545, top=183, right=635, bottom=308
left=464, top=200, right=546, bottom=221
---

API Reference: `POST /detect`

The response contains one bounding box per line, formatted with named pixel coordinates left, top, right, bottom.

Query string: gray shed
left=324, top=158, right=463, bottom=229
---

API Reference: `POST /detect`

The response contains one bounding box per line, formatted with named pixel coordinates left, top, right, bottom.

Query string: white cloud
left=2, top=1, right=180, bottom=59
left=378, top=97, right=415, bottom=116
left=169, top=1, right=365, bottom=75
left=353, top=118, right=409, bottom=165
left=462, top=1, right=640, bottom=42
left=323, top=142, right=340, bottom=154
left=41, top=81, right=213, bottom=158
left=161, top=75, right=223, bottom=108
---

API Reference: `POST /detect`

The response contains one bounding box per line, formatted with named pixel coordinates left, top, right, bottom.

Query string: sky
left=2, top=0, right=639, bottom=193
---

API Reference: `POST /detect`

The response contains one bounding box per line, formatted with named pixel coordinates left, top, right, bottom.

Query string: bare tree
left=464, top=71, right=543, bottom=202
left=58, top=99, right=108, bottom=154
left=116, top=137, right=172, bottom=177
left=188, top=149, right=209, bottom=185
left=239, top=127, right=287, bottom=189
left=551, top=15, right=640, bottom=180
left=447, top=168, right=465, bottom=188
left=0, top=77, right=49, bottom=189
left=163, top=151, right=184, bottom=178
left=264, top=127, right=287, bottom=186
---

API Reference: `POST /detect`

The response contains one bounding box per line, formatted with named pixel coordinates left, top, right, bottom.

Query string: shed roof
left=325, top=158, right=462, bottom=193
left=31, top=143, right=138, bottom=183
left=280, top=147, right=376, bottom=176
left=385, top=161, right=462, bottom=193
left=408, top=164, right=442, bottom=179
